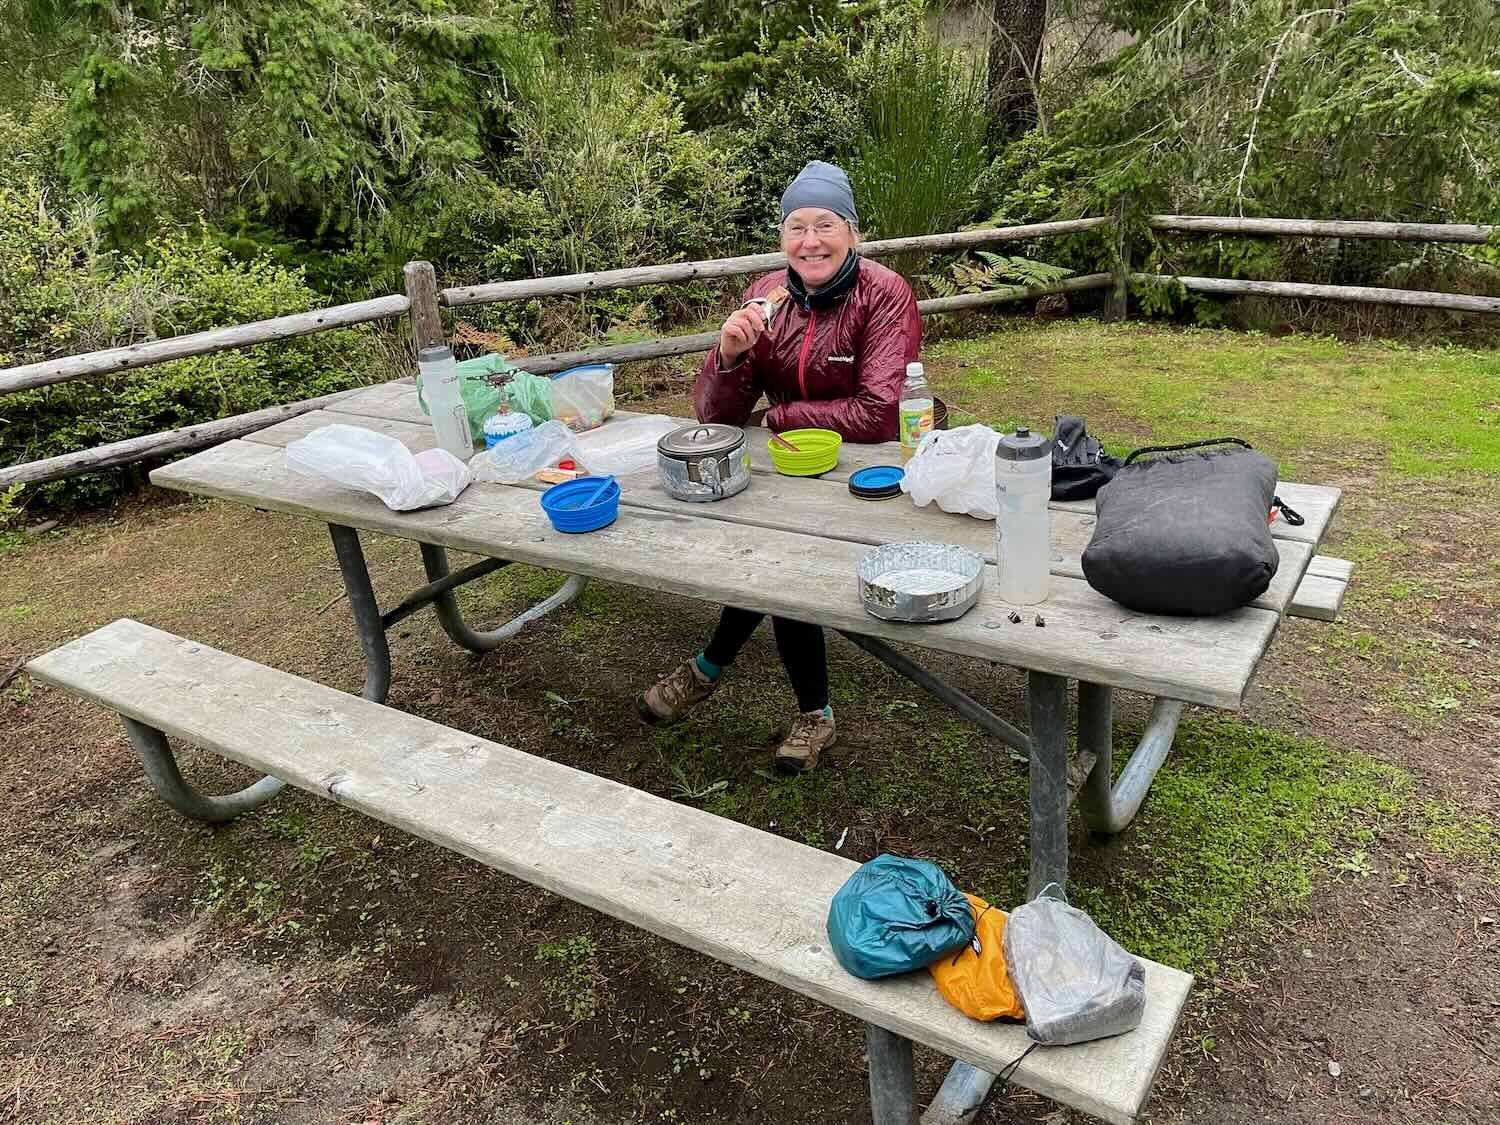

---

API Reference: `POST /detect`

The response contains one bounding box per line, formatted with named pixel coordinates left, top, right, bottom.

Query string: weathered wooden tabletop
left=151, top=381, right=1341, bottom=710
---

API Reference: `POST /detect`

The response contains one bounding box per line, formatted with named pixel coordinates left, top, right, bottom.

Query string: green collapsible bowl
left=768, top=428, right=842, bottom=476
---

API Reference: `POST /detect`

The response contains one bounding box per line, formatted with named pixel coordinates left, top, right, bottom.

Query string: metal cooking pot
left=657, top=423, right=752, bottom=502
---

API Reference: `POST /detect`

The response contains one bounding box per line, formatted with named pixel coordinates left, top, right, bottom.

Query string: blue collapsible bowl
left=849, top=465, right=905, bottom=501
left=540, top=476, right=620, bottom=533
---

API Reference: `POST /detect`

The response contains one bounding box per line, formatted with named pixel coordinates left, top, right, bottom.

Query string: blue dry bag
left=826, top=854, right=976, bottom=980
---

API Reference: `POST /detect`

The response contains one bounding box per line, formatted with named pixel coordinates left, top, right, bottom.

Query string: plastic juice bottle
left=995, top=426, right=1053, bottom=604
left=899, top=362, right=934, bottom=464
left=418, top=345, right=474, bottom=461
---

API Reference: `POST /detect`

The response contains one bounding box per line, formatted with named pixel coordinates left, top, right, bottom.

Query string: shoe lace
left=785, top=712, right=822, bottom=748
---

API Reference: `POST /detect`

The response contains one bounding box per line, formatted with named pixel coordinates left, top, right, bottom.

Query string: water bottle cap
left=905, top=362, right=924, bottom=378
left=997, top=426, right=1051, bottom=462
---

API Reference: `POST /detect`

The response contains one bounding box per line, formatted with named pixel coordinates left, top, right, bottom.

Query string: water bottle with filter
left=996, top=426, right=1053, bottom=604
left=898, top=361, right=934, bottom=464
left=418, top=344, right=474, bottom=461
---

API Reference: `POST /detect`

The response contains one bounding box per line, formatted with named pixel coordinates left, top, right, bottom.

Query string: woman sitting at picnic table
left=637, top=160, right=921, bottom=774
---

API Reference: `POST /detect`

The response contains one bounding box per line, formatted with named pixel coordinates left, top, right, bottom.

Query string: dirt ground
left=2, top=326, right=1498, bottom=1125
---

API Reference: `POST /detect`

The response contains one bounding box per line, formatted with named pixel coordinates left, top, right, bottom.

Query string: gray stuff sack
left=1002, top=884, right=1146, bottom=1046
left=1080, top=437, right=1279, bottom=616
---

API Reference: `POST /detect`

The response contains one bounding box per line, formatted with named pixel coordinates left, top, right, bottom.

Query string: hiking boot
left=637, top=658, right=719, bottom=725
left=773, top=710, right=837, bottom=774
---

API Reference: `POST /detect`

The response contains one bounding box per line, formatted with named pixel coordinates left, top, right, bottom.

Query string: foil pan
left=857, top=541, right=985, bottom=623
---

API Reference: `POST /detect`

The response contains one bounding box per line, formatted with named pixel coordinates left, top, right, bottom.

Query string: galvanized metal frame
left=327, top=523, right=587, bottom=705
left=121, top=715, right=285, bottom=823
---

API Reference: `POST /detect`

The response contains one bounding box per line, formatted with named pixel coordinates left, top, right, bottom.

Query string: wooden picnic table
left=151, top=380, right=1343, bottom=901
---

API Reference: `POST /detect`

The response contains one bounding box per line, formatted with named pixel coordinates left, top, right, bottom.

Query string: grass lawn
left=1, top=319, right=1496, bottom=1124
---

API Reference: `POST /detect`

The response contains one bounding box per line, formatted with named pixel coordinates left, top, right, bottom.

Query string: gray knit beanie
left=779, top=161, right=859, bottom=224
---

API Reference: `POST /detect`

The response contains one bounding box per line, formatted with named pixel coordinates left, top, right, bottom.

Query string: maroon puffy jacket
left=694, top=256, right=921, bottom=443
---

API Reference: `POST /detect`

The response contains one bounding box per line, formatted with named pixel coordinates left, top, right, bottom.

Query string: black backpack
left=1051, top=415, right=1121, bottom=501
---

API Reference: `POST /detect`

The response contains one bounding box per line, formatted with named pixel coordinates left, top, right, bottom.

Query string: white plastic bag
left=900, top=423, right=1000, bottom=520
left=1001, top=883, right=1146, bottom=1046
left=550, top=364, right=615, bottom=432
left=468, top=419, right=577, bottom=484
left=410, top=448, right=472, bottom=503
left=571, top=415, right=678, bottom=476
left=285, top=424, right=471, bottom=511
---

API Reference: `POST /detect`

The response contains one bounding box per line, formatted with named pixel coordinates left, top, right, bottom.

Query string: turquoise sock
left=819, top=705, right=833, bottom=719
left=695, top=652, right=723, bottom=680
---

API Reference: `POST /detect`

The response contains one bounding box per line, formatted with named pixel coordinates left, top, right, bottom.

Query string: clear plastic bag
left=899, top=424, right=1000, bottom=520
left=1001, top=883, right=1146, bottom=1045
left=550, top=364, right=615, bottom=432
left=468, top=420, right=577, bottom=484
left=571, top=415, right=678, bottom=476
left=285, top=424, right=471, bottom=511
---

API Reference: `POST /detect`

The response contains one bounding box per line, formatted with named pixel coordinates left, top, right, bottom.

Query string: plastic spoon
left=571, top=474, right=616, bottom=510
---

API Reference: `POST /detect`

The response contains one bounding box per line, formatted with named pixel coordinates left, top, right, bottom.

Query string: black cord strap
left=1122, top=436, right=1252, bottom=466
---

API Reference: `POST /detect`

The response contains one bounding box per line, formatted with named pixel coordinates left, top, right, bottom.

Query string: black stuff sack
left=1050, top=415, right=1121, bottom=501
left=1081, top=438, right=1279, bottom=616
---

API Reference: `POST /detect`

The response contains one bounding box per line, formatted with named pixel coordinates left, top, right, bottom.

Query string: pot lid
left=658, top=423, right=745, bottom=458
left=997, top=426, right=1051, bottom=461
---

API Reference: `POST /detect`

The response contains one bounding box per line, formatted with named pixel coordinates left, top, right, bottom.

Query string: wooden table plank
left=152, top=439, right=1280, bottom=709
left=249, top=410, right=1314, bottom=617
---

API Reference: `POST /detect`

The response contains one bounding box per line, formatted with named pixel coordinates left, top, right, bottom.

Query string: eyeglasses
left=781, top=219, right=848, bottom=240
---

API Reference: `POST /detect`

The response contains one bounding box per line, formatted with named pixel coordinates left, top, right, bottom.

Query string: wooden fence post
left=404, top=261, right=445, bottom=353
left=1106, top=195, right=1130, bottom=322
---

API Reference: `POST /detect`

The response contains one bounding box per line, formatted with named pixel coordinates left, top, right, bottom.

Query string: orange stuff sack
left=928, top=894, right=1025, bottom=1022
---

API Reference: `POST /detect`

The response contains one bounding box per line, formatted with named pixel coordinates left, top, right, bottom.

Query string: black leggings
left=704, top=608, right=829, bottom=714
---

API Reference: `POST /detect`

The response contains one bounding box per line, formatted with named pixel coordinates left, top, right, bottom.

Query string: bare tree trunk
left=550, top=0, right=576, bottom=37
left=989, top=0, right=1048, bottom=138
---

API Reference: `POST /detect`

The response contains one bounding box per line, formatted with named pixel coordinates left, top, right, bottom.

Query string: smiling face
left=780, top=207, right=857, bottom=290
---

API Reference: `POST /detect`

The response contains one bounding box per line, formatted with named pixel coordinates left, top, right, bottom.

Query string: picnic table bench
left=29, top=618, right=1193, bottom=1125
left=32, top=380, right=1349, bottom=1123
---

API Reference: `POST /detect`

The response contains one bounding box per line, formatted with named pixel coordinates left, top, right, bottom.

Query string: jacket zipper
left=796, top=309, right=816, bottom=400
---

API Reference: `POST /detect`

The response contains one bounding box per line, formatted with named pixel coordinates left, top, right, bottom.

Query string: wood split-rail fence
left=1, top=213, right=1496, bottom=491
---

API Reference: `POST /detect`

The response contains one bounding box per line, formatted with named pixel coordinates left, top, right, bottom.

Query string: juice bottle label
left=899, top=406, right=933, bottom=450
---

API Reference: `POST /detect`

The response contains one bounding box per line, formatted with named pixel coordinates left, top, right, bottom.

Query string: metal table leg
left=330, top=524, right=394, bottom=702
left=867, top=1023, right=918, bottom=1125
left=328, top=524, right=588, bottom=704
left=1026, top=671, right=1070, bottom=898
left=922, top=1061, right=992, bottom=1125
left=420, top=543, right=586, bottom=653
left=838, top=631, right=1031, bottom=756
left=1077, top=682, right=1185, bottom=834
left=124, top=716, right=283, bottom=823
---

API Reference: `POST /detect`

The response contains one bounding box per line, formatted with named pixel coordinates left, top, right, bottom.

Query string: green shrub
left=988, top=0, right=1500, bottom=294
left=472, top=69, right=745, bottom=339
left=647, top=0, right=879, bottom=127
left=738, top=43, right=862, bottom=234
left=736, top=7, right=991, bottom=248
left=0, top=184, right=384, bottom=507
left=846, top=5, right=991, bottom=241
